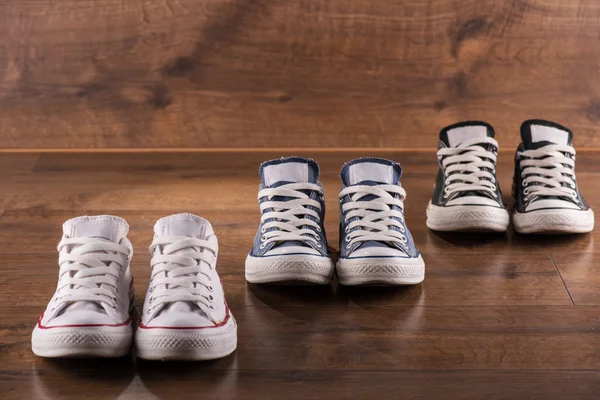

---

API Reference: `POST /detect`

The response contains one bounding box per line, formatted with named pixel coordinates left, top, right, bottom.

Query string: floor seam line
left=30, top=153, right=43, bottom=173
left=549, top=253, right=575, bottom=306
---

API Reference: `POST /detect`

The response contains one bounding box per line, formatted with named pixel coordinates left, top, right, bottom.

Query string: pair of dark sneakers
left=426, top=119, right=594, bottom=234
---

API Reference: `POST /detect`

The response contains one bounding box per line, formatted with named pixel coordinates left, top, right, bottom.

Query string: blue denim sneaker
left=337, top=158, right=425, bottom=285
left=245, top=157, right=334, bottom=284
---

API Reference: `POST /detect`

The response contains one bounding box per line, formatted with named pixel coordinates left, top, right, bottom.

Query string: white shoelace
left=258, top=182, right=324, bottom=250
left=148, top=235, right=217, bottom=317
left=55, top=237, right=131, bottom=312
left=339, top=185, right=408, bottom=249
left=517, top=144, right=577, bottom=202
left=438, top=137, right=499, bottom=199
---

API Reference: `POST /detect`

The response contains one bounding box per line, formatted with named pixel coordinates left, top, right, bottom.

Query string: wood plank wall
left=0, top=0, right=599, bottom=149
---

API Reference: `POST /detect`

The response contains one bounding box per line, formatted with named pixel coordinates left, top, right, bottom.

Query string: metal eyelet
left=260, top=235, right=266, bottom=242
left=523, top=188, right=530, bottom=195
left=209, top=305, right=214, bottom=310
left=208, top=285, right=213, bottom=292
left=316, top=242, right=322, bottom=248
left=261, top=226, right=266, bottom=233
left=315, top=226, right=321, bottom=232
left=345, top=234, right=351, bottom=242
left=259, top=243, right=266, bottom=249
left=208, top=295, right=214, bottom=301
left=345, top=243, right=351, bottom=249
left=149, top=286, right=154, bottom=293
left=315, top=234, right=321, bottom=241
left=149, top=297, right=154, bottom=304
left=522, top=179, right=528, bottom=187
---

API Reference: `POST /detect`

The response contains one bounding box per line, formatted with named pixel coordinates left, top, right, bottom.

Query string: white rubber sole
left=513, top=208, right=595, bottom=234
left=245, top=254, right=335, bottom=284
left=31, top=323, right=133, bottom=358
left=426, top=202, right=510, bottom=232
left=135, top=317, right=237, bottom=361
left=336, top=255, right=425, bottom=286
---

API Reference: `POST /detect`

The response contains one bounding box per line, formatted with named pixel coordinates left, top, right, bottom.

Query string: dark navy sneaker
left=426, top=121, right=509, bottom=232
left=336, top=158, right=424, bottom=286
left=245, top=157, right=334, bottom=284
left=512, top=119, right=594, bottom=234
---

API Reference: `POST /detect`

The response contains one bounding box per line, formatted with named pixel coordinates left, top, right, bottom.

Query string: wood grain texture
left=1, top=1, right=600, bottom=149
left=1, top=150, right=600, bottom=399
left=553, top=251, right=600, bottom=305
left=4, top=369, right=600, bottom=400
left=3, top=306, right=600, bottom=372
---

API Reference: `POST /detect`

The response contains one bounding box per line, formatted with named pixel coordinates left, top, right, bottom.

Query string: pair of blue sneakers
left=244, top=157, right=425, bottom=286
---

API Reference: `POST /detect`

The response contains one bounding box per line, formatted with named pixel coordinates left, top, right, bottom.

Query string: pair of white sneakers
left=31, top=214, right=237, bottom=360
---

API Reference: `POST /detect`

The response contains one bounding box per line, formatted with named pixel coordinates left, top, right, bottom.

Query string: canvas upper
left=432, top=121, right=505, bottom=209
left=38, top=215, right=134, bottom=328
left=338, top=157, right=420, bottom=259
left=513, top=119, right=590, bottom=213
left=141, top=213, right=230, bottom=329
left=250, top=157, right=329, bottom=258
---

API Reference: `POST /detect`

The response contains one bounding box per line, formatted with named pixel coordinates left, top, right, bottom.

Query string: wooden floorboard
left=1, top=151, right=599, bottom=399
left=3, top=306, right=600, bottom=371
left=552, top=252, right=600, bottom=305
left=0, top=154, right=40, bottom=174
left=4, top=370, right=600, bottom=400
left=2, top=1, right=600, bottom=149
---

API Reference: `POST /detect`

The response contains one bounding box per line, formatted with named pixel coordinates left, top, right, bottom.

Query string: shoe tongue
left=259, top=157, right=319, bottom=187
left=520, top=120, right=573, bottom=150
left=63, top=215, right=129, bottom=242
left=340, top=158, right=401, bottom=186
left=440, top=122, right=494, bottom=147
left=153, top=213, right=213, bottom=239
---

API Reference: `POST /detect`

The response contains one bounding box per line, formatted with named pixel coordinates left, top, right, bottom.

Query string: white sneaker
left=31, top=216, right=134, bottom=358
left=135, top=213, right=237, bottom=361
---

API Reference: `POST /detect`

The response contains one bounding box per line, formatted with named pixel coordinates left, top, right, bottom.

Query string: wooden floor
left=1, top=150, right=600, bottom=399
